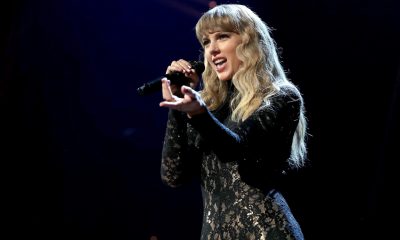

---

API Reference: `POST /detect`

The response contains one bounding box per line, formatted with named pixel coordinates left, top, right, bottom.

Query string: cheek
left=230, top=51, right=241, bottom=66
left=205, top=53, right=211, bottom=61
left=229, top=45, right=240, bottom=60
left=205, top=54, right=212, bottom=66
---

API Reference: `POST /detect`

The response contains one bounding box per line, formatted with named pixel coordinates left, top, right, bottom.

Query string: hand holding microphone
left=137, top=60, right=205, bottom=96
left=155, top=59, right=207, bottom=117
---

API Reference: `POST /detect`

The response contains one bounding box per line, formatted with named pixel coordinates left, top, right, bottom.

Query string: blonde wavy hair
left=195, top=4, right=307, bottom=167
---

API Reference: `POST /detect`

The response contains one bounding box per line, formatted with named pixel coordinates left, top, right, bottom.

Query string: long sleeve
left=161, top=109, right=201, bottom=188
left=188, top=87, right=301, bottom=188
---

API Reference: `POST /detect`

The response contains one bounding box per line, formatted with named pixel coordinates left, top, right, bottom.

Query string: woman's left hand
left=159, top=78, right=206, bottom=118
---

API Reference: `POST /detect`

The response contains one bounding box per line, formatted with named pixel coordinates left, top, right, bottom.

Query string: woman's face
left=202, top=30, right=242, bottom=81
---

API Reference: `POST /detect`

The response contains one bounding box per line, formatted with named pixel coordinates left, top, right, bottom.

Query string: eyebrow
left=202, top=31, right=230, bottom=38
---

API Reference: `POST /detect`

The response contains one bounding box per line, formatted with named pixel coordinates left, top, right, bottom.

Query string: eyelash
left=202, top=33, right=230, bottom=46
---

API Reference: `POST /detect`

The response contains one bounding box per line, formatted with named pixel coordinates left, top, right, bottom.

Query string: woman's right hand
left=165, top=59, right=200, bottom=94
left=159, top=78, right=206, bottom=118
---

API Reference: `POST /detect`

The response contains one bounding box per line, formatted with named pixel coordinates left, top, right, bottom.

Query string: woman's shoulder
left=256, top=84, right=302, bottom=117
left=277, top=84, right=302, bottom=102
left=261, top=84, right=301, bottom=106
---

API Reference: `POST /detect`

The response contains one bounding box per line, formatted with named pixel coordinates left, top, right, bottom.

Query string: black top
left=161, top=86, right=304, bottom=240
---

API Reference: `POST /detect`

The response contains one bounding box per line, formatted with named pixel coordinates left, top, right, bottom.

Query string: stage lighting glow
left=209, top=1, right=217, bottom=9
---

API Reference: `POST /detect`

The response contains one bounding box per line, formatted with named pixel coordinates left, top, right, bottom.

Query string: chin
left=217, top=74, right=232, bottom=81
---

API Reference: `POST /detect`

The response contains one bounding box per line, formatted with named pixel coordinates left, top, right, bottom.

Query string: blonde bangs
left=195, top=8, right=242, bottom=44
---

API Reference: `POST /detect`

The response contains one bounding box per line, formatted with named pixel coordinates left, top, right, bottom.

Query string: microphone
left=137, top=61, right=205, bottom=96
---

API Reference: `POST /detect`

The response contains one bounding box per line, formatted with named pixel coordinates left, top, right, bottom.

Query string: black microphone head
left=190, top=61, right=205, bottom=76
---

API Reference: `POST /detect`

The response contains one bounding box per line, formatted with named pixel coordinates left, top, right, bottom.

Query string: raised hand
left=159, top=78, right=206, bottom=118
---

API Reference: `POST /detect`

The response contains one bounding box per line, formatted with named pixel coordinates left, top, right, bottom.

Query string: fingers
left=165, top=59, right=192, bottom=75
left=160, top=78, right=181, bottom=108
left=181, top=85, right=196, bottom=99
left=161, top=78, right=174, bottom=101
left=159, top=85, right=195, bottom=109
left=160, top=59, right=203, bottom=111
left=160, top=85, right=205, bottom=117
left=165, top=59, right=201, bottom=89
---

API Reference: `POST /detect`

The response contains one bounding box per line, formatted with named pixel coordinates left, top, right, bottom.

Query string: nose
left=208, top=41, right=220, bottom=55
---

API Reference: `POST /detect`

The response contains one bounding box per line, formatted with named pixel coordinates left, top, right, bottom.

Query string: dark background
left=1, top=0, right=399, bottom=239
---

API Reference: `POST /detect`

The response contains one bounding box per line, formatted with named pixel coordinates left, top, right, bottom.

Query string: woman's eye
left=219, top=34, right=229, bottom=39
left=203, top=40, right=210, bottom=46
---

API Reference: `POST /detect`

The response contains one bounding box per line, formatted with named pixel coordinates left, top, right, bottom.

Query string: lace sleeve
left=161, top=109, right=201, bottom=188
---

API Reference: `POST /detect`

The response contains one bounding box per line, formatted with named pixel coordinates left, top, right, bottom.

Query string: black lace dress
left=161, top=86, right=304, bottom=240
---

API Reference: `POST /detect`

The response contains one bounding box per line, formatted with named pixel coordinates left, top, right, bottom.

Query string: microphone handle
left=136, top=72, right=190, bottom=96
